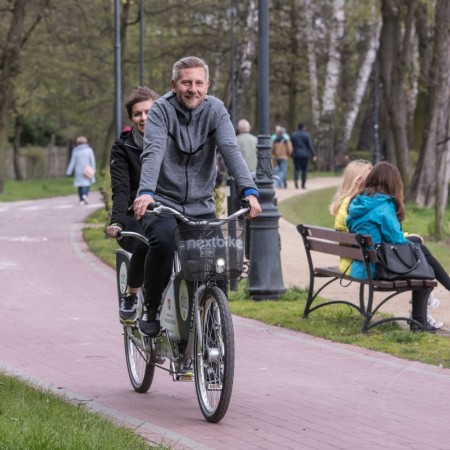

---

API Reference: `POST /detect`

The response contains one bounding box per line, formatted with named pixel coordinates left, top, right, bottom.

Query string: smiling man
left=133, top=56, right=261, bottom=337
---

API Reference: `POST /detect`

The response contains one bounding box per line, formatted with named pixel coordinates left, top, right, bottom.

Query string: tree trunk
left=0, top=0, right=49, bottom=192
left=317, top=0, right=345, bottom=170
left=12, top=114, right=24, bottom=181
left=412, top=1, right=434, bottom=153
left=303, top=0, right=320, bottom=131
left=287, top=1, right=300, bottom=133
left=335, top=5, right=381, bottom=160
left=407, top=0, right=438, bottom=205
left=379, top=0, right=417, bottom=185
left=100, top=117, right=116, bottom=171
left=428, top=0, right=450, bottom=236
left=0, top=0, right=26, bottom=193
left=234, top=0, right=258, bottom=123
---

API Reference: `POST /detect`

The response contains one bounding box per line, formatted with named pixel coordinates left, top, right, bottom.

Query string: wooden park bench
left=296, top=224, right=437, bottom=333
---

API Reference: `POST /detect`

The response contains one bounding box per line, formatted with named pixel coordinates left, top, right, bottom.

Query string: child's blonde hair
left=329, top=159, right=372, bottom=216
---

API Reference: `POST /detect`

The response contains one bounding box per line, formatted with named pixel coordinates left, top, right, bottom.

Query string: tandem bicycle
left=114, top=201, right=250, bottom=423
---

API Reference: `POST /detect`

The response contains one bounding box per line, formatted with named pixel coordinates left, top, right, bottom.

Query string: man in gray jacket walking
left=134, top=56, right=261, bottom=336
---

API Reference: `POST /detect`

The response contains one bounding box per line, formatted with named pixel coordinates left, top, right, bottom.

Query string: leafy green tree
left=0, top=0, right=50, bottom=192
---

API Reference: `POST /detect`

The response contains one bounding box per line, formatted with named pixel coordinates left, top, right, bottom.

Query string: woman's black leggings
left=407, top=236, right=450, bottom=290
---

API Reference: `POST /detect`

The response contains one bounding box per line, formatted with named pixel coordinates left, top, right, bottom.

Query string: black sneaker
left=119, top=293, right=137, bottom=322
left=139, top=304, right=160, bottom=337
left=410, top=322, right=439, bottom=333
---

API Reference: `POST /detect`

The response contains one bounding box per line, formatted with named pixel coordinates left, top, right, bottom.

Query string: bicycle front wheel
left=124, top=324, right=154, bottom=393
left=194, top=285, right=235, bottom=423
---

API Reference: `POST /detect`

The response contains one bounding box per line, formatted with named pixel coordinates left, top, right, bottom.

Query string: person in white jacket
left=66, top=136, right=96, bottom=204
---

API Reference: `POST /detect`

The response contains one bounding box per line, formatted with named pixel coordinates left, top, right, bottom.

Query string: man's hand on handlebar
left=244, top=195, right=262, bottom=219
left=133, top=194, right=154, bottom=220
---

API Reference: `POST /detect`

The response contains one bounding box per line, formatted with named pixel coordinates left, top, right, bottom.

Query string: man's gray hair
left=172, top=56, right=209, bottom=82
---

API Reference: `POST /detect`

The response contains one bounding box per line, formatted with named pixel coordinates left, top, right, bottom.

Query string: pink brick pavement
left=1, top=187, right=450, bottom=449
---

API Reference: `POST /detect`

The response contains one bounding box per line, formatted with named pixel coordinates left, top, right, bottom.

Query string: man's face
left=131, top=99, right=153, bottom=135
left=171, top=67, right=210, bottom=110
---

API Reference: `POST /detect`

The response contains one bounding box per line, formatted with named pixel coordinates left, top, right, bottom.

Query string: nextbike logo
left=184, top=237, right=244, bottom=251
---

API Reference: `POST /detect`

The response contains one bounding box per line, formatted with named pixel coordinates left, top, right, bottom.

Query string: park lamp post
left=114, top=0, right=122, bottom=139
left=139, top=0, right=145, bottom=85
left=247, top=0, right=286, bottom=300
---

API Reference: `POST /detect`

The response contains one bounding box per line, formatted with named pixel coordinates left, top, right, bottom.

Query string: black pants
left=411, top=288, right=430, bottom=327
left=141, top=211, right=220, bottom=309
left=293, top=156, right=310, bottom=188
left=117, top=216, right=149, bottom=289
left=407, top=236, right=450, bottom=290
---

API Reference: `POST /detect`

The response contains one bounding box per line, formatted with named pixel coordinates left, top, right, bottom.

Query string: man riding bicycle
left=134, top=56, right=261, bottom=337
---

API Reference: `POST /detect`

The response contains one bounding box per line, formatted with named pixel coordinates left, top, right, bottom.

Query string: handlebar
left=146, top=200, right=251, bottom=226
left=109, top=200, right=251, bottom=242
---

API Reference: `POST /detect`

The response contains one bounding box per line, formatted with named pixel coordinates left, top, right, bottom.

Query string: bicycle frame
left=118, top=202, right=249, bottom=422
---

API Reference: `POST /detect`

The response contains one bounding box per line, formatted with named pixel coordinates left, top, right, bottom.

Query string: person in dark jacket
left=133, top=56, right=262, bottom=337
left=106, top=86, right=159, bottom=322
left=290, top=123, right=317, bottom=189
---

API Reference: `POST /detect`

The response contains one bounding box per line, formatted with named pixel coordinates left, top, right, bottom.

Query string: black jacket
left=290, top=129, right=317, bottom=159
left=109, top=129, right=142, bottom=227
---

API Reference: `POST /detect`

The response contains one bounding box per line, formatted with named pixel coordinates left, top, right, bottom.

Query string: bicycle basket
left=174, top=218, right=246, bottom=282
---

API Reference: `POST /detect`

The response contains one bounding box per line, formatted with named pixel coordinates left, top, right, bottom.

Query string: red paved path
left=1, top=193, right=450, bottom=449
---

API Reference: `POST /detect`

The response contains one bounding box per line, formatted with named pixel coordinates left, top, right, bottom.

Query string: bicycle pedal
left=207, top=382, right=222, bottom=391
left=119, top=317, right=137, bottom=325
left=176, top=372, right=194, bottom=382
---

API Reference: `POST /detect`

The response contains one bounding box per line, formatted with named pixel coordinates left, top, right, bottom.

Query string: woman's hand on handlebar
left=133, top=194, right=155, bottom=220
left=244, top=195, right=262, bottom=219
left=105, top=224, right=123, bottom=239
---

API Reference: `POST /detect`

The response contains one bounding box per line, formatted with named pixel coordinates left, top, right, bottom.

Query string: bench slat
left=307, top=239, right=364, bottom=260
left=298, top=224, right=374, bottom=247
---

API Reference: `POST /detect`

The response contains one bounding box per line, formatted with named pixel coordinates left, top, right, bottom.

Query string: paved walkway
left=0, top=184, right=450, bottom=449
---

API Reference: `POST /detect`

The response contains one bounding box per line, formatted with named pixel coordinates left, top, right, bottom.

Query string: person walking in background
left=105, top=86, right=159, bottom=322
left=236, top=118, right=258, bottom=173
left=290, top=123, right=317, bottom=189
left=66, top=136, right=96, bottom=205
left=271, top=126, right=292, bottom=189
left=271, top=124, right=290, bottom=142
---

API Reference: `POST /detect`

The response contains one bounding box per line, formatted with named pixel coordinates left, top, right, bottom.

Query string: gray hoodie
left=139, top=91, right=258, bottom=216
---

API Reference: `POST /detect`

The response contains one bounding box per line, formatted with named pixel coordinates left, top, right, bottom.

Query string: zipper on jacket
left=182, top=111, right=193, bottom=205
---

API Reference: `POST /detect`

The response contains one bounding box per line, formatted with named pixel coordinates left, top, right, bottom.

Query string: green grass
left=279, top=186, right=336, bottom=228
left=83, top=226, right=119, bottom=268
left=0, top=176, right=103, bottom=202
left=0, top=373, right=166, bottom=449
left=228, top=286, right=450, bottom=368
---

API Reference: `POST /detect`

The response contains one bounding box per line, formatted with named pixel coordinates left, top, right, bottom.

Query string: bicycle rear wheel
left=194, top=285, right=235, bottom=423
left=124, top=321, right=155, bottom=393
